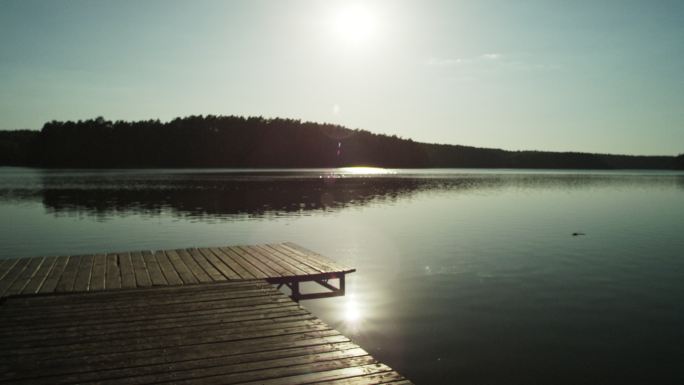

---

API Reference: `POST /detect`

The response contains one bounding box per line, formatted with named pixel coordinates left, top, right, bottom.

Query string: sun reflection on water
left=344, top=295, right=362, bottom=322
left=341, top=294, right=366, bottom=333
left=339, top=167, right=395, bottom=175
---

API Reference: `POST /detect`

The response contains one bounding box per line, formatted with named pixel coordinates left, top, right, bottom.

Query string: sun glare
left=333, top=4, right=375, bottom=43
left=344, top=295, right=362, bottom=323
left=340, top=167, right=394, bottom=175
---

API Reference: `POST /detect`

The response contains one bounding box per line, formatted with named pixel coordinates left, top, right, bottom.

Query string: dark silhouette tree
left=0, top=115, right=678, bottom=170
left=675, top=154, right=684, bottom=170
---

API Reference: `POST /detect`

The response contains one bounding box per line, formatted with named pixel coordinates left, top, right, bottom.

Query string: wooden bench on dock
left=0, top=242, right=413, bottom=385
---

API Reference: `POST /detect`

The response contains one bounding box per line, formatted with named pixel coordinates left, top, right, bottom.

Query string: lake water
left=1, top=167, right=683, bottom=384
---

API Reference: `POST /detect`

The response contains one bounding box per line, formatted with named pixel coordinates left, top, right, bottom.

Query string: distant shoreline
left=2, top=166, right=684, bottom=173
left=1, top=116, right=682, bottom=170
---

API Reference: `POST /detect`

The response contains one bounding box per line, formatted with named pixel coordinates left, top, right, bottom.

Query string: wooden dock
left=0, top=281, right=411, bottom=384
left=0, top=243, right=413, bottom=384
left=0, top=242, right=354, bottom=301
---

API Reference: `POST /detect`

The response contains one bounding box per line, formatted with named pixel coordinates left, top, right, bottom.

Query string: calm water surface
left=1, top=167, right=683, bottom=384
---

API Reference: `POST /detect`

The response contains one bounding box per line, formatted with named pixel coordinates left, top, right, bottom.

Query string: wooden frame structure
left=273, top=272, right=346, bottom=302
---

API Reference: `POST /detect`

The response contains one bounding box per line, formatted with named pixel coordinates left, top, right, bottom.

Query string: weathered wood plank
left=1, top=300, right=305, bottom=332
left=270, top=243, right=340, bottom=274
left=0, top=295, right=292, bottom=328
left=283, top=242, right=353, bottom=272
left=246, top=245, right=306, bottom=276
left=271, top=243, right=330, bottom=271
left=0, top=312, right=308, bottom=350
left=0, top=241, right=376, bottom=385
left=21, top=256, right=57, bottom=295
left=177, top=249, right=212, bottom=283
left=210, top=247, right=255, bottom=279
left=188, top=248, right=227, bottom=282
left=55, top=255, right=83, bottom=293
left=3, top=340, right=361, bottom=385
left=1, top=242, right=353, bottom=298
left=228, top=246, right=281, bottom=278
left=0, top=291, right=292, bottom=323
left=2, top=317, right=328, bottom=356
left=72, top=254, right=94, bottom=292
left=0, top=258, right=19, bottom=281
left=0, top=280, right=412, bottom=385
left=4, top=280, right=272, bottom=308
left=3, top=319, right=330, bottom=358
left=130, top=251, right=151, bottom=287
left=239, top=246, right=295, bottom=277
left=3, top=312, right=316, bottom=347
left=166, top=250, right=198, bottom=284
left=37, top=256, right=69, bottom=294
left=154, top=250, right=183, bottom=285
left=258, top=245, right=319, bottom=275
left=0, top=286, right=285, bottom=319
left=1, top=291, right=282, bottom=319
left=4, top=329, right=345, bottom=372
left=216, top=247, right=265, bottom=279
left=3, top=334, right=351, bottom=384
left=313, top=371, right=408, bottom=385
left=0, top=289, right=287, bottom=322
left=0, top=288, right=332, bottom=355
left=105, top=254, right=121, bottom=290
left=118, top=252, right=137, bottom=289
left=1, top=309, right=324, bottom=341
left=198, top=248, right=241, bottom=280
left=241, top=362, right=394, bottom=385
left=89, top=254, right=107, bottom=291
left=3, top=257, right=44, bottom=297
left=141, top=250, right=167, bottom=286
left=101, top=347, right=370, bottom=385
left=0, top=257, right=31, bottom=296
left=177, top=356, right=381, bottom=385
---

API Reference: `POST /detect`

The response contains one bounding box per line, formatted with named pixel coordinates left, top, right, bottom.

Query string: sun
left=333, top=4, right=376, bottom=43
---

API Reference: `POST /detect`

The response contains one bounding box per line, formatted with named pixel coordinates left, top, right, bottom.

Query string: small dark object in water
left=572, top=232, right=586, bottom=236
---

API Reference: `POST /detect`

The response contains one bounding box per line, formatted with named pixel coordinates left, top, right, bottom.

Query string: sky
left=1, top=0, right=682, bottom=155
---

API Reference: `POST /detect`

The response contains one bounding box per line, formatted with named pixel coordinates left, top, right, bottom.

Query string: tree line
left=0, top=115, right=681, bottom=169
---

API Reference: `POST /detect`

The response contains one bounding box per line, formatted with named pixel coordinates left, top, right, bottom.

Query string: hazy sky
left=1, top=0, right=682, bottom=155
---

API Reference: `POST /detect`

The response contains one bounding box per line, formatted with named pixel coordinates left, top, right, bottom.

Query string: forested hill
left=0, top=115, right=681, bottom=169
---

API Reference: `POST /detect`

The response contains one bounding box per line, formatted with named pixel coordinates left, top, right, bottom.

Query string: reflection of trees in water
left=0, top=172, right=681, bottom=219
left=677, top=175, right=684, bottom=190
left=40, top=178, right=446, bottom=219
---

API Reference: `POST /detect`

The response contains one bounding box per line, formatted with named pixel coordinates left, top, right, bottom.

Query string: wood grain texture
left=0, top=281, right=410, bottom=385
left=0, top=243, right=354, bottom=298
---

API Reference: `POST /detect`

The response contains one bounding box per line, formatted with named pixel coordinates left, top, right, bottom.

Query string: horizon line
left=0, top=114, right=681, bottom=158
